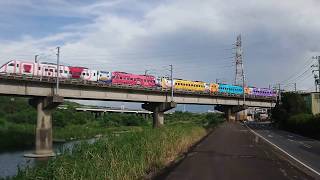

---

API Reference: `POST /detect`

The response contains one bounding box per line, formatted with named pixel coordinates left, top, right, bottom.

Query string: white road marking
left=245, top=124, right=320, bottom=177
left=303, top=144, right=312, bottom=149
left=288, top=139, right=294, bottom=142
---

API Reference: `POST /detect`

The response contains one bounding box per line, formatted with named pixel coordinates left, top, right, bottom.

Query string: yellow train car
left=173, top=79, right=208, bottom=92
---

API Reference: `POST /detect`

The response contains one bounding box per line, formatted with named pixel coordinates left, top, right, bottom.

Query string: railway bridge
left=0, top=74, right=276, bottom=157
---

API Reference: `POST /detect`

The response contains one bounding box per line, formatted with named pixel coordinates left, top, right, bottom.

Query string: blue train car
left=218, top=84, right=243, bottom=95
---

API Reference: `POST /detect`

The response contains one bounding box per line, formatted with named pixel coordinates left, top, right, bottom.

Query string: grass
left=0, top=121, right=144, bottom=151
left=2, top=112, right=224, bottom=179
left=13, top=124, right=208, bottom=180
left=54, top=124, right=144, bottom=140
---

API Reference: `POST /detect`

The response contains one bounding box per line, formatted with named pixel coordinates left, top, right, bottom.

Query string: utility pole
left=56, top=47, right=60, bottom=95
left=169, top=64, right=174, bottom=102
left=216, top=78, right=219, bottom=84
left=144, top=70, right=148, bottom=76
left=316, top=56, right=320, bottom=92
left=35, top=55, right=38, bottom=63
left=278, top=83, right=281, bottom=103
left=243, top=73, right=245, bottom=105
left=311, top=56, right=320, bottom=92
left=294, top=83, right=297, bottom=92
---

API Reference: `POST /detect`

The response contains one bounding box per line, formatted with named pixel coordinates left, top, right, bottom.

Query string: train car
left=173, top=79, right=209, bottom=92
left=0, top=60, right=70, bottom=78
left=81, top=69, right=99, bottom=81
left=159, top=77, right=173, bottom=89
left=244, top=87, right=253, bottom=95
left=210, top=83, right=219, bottom=94
left=68, top=66, right=85, bottom=79
left=251, top=87, right=276, bottom=97
left=98, top=71, right=112, bottom=83
left=111, top=71, right=156, bottom=88
left=218, top=84, right=243, bottom=95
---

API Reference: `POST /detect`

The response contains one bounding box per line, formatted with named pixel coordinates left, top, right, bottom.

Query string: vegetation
left=0, top=96, right=150, bottom=150
left=272, top=92, right=320, bottom=139
left=13, top=113, right=223, bottom=180
left=0, top=96, right=225, bottom=179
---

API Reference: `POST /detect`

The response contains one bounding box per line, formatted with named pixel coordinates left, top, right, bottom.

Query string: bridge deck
left=0, top=74, right=275, bottom=107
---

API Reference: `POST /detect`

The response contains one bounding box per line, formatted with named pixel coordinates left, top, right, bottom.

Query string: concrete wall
left=311, top=93, right=320, bottom=115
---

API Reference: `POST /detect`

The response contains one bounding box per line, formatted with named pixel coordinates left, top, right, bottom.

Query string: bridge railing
left=0, top=73, right=276, bottom=101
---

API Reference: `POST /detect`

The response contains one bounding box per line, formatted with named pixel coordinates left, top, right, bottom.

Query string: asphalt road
left=158, top=122, right=314, bottom=180
left=247, top=122, right=320, bottom=177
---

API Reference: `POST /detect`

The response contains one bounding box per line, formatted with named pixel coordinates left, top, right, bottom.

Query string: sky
left=0, top=0, right=319, bottom=109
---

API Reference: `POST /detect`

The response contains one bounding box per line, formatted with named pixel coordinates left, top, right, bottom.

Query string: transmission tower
left=234, top=34, right=246, bottom=86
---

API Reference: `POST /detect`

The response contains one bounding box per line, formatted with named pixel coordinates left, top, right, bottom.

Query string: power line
left=279, top=57, right=314, bottom=84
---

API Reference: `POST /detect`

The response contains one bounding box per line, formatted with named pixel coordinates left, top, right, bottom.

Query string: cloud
left=0, top=0, right=320, bottom=92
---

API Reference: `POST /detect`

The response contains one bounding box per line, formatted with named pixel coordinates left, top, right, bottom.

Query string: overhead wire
left=280, top=57, right=314, bottom=84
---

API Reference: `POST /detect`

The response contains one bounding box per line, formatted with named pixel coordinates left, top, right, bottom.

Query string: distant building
left=301, top=92, right=320, bottom=115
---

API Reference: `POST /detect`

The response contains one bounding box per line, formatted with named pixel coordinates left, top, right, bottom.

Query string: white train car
left=0, top=60, right=70, bottom=78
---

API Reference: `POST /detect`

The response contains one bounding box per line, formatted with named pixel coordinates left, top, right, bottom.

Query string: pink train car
left=0, top=60, right=70, bottom=78
left=111, top=71, right=156, bottom=88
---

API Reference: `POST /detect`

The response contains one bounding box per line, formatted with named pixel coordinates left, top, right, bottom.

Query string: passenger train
left=0, top=60, right=277, bottom=98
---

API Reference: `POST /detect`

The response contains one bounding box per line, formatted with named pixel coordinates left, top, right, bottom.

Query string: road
left=157, top=122, right=315, bottom=180
left=247, top=122, right=320, bottom=177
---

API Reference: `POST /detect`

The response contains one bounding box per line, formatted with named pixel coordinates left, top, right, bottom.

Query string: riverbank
left=12, top=113, right=223, bottom=179
left=0, top=121, right=144, bottom=152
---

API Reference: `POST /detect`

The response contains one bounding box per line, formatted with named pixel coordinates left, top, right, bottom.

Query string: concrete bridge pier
left=225, top=108, right=236, bottom=122
left=25, top=95, right=63, bottom=158
left=216, top=105, right=248, bottom=122
left=142, top=102, right=176, bottom=128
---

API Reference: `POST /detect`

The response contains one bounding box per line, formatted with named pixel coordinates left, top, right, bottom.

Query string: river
left=0, top=138, right=98, bottom=178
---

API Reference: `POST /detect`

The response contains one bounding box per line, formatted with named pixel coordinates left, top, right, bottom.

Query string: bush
left=204, top=113, right=224, bottom=127
left=99, top=114, right=148, bottom=127
left=284, top=113, right=320, bottom=139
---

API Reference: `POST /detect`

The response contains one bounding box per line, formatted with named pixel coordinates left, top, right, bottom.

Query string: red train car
left=68, top=66, right=85, bottom=78
left=111, top=71, right=156, bottom=88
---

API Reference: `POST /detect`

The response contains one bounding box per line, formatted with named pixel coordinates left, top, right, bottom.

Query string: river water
left=0, top=138, right=98, bottom=178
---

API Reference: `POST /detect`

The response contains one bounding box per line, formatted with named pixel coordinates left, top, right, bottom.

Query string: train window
left=49, top=69, right=53, bottom=72
left=93, top=73, right=96, bottom=76
left=55, top=70, right=57, bottom=72
left=60, top=70, right=63, bottom=73
left=69, top=71, right=72, bottom=74
left=8, top=63, right=14, bottom=66
left=86, top=73, right=89, bottom=76
left=38, top=67, right=41, bottom=70
left=82, top=73, right=85, bottom=76
left=16, top=64, right=19, bottom=67
left=45, top=68, right=48, bottom=71
left=64, top=71, right=68, bottom=74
